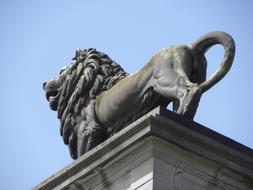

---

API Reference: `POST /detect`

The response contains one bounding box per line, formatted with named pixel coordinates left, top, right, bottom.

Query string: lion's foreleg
left=76, top=122, right=107, bottom=157
left=76, top=100, right=107, bottom=157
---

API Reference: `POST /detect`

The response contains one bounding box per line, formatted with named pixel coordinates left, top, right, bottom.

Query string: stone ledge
left=34, top=106, right=253, bottom=190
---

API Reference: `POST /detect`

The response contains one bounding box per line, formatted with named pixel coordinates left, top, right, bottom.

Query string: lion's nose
left=43, top=81, right=47, bottom=90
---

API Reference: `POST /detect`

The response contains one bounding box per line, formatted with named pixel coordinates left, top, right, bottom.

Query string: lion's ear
left=59, top=66, right=67, bottom=74
left=75, top=49, right=81, bottom=61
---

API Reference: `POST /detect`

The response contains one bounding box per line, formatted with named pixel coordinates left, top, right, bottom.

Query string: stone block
left=34, top=107, right=253, bottom=190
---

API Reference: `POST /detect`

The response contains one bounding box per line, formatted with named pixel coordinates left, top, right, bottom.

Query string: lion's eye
left=59, top=66, right=67, bottom=74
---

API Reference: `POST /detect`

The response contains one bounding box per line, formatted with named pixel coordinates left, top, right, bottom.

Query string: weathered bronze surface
left=43, top=31, right=235, bottom=159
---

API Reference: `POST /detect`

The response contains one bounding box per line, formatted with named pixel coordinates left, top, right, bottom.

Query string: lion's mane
left=57, top=48, right=128, bottom=157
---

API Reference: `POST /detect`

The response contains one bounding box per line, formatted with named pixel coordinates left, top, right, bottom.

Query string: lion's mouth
left=46, top=90, right=58, bottom=101
left=46, top=90, right=59, bottom=111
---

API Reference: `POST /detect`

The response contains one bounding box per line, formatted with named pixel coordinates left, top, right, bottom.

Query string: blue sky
left=1, top=0, right=253, bottom=189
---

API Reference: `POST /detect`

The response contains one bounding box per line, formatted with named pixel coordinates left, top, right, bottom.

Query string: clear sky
left=1, top=0, right=253, bottom=189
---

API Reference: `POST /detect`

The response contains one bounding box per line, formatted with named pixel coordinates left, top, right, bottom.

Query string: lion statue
left=43, top=31, right=235, bottom=159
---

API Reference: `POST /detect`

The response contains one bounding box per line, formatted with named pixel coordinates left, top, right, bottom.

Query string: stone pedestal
left=34, top=107, right=253, bottom=190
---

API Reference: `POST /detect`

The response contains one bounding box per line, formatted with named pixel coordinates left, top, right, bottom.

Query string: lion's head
left=43, top=48, right=128, bottom=158
left=43, top=66, right=67, bottom=111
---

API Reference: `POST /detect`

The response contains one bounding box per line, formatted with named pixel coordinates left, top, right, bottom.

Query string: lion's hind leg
left=176, top=84, right=202, bottom=118
left=153, top=75, right=201, bottom=118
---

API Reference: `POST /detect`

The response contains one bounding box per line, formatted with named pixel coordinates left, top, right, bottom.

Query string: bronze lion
left=43, top=31, right=235, bottom=159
